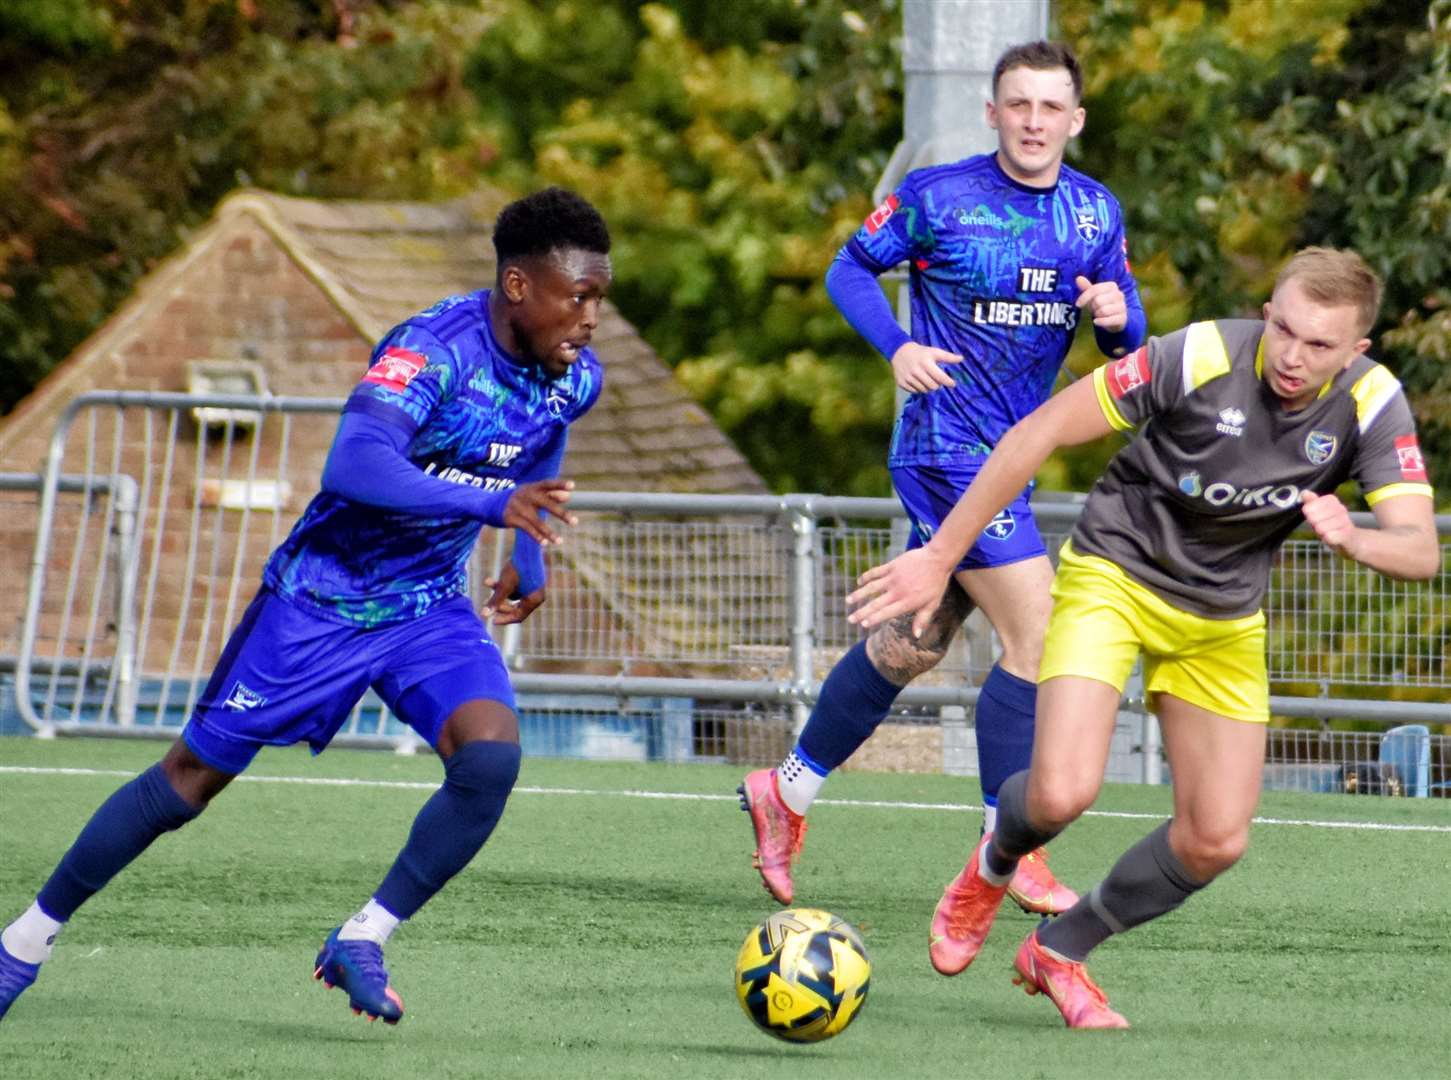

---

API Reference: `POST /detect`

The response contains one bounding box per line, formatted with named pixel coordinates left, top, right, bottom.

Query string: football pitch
left=1, top=736, right=1448, bottom=1080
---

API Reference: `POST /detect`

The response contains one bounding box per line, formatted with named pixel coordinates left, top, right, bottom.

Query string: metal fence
left=4, top=392, right=1448, bottom=796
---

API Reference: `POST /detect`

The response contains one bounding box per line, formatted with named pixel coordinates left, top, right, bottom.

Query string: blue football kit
left=779, top=151, right=1150, bottom=852
left=183, top=289, right=602, bottom=773
left=2, top=192, right=612, bottom=1027
left=828, top=152, right=1145, bottom=569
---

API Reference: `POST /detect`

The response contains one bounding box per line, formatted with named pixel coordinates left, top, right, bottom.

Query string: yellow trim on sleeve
left=1254, top=334, right=1264, bottom=379
left=1182, top=321, right=1231, bottom=393
left=1364, top=483, right=1434, bottom=507
left=1092, top=365, right=1134, bottom=432
left=1349, top=364, right=1402, bottom=432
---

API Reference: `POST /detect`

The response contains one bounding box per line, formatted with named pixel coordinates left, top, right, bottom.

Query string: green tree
left=1060, top=0, right=1451, bottom=495
left=2, top=0, right=1447, bottom=502
left=467, top=0, right=904, bottom=494
left=0, top=0, right=494, bottom=415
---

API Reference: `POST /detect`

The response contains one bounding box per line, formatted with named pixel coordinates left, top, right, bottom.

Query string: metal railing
left=4, top=392, right=1448, bottom=791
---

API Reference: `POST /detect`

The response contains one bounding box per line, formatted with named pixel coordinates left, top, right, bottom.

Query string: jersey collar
left=987, top=152, right=1061, bottom=196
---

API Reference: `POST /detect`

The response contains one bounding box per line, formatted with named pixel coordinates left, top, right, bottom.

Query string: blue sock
left=975, top=664, right=1037, bottom=804
left=374, top=740, right=521, bottom=921
left=797, top=640, right=903, bottom=771
left=36, top=764, right=202, bottom=922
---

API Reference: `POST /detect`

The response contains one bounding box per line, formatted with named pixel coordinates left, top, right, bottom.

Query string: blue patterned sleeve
left=828, top=178, right=931, bottom=361
left=825, top=249, right=912, bottom=362
left=508, top=426, right=569, bottom=596
left=342, top=325, right=461, bottom=433
left=1088, top=200, right=1147, bottom=358
left=320, top=409, right=513, bottom=525
left=844, top=178, right=929, bottom=273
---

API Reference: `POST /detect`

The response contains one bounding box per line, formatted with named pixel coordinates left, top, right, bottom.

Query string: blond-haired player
left=847, top=247, right=1439, bottom=1027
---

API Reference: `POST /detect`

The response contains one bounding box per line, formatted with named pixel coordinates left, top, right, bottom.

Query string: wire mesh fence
left=3, top=393, right=1448, bottom=802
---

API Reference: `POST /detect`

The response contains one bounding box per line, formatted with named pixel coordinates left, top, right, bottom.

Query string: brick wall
left=0, top=218, right=372, bottom=683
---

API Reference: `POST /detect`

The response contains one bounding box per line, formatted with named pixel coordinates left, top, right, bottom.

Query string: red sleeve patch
left=864, top=193, right=899, bottom=235
left=1394, top=434, right=1428, bottom=482
left=1121, top=234, right=1132, bottom=274
left=363, top=346, right=427, bottom=393
left=1106, top=347, right=1151, bottom=399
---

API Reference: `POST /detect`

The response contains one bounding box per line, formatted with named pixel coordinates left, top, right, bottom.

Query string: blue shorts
left=182, top=588, right=514, bottom=774
left=890, top=463, right=1047, bottom=572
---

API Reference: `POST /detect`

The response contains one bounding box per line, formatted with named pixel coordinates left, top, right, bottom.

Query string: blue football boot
left=0, top=940, right=41, bottom=1022
left=313, top=927, right=404, bottom=1024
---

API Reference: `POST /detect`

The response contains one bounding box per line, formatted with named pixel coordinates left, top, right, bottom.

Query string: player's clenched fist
left=1300, top=489, right=1357, bottom=558
left=1074, top=275, right=1128, bottom=334
left=503, top=478, right=576, bottom=545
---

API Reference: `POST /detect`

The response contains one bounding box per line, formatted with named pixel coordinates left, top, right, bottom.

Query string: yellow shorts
left=1038, top=543, right=1269, bottom=724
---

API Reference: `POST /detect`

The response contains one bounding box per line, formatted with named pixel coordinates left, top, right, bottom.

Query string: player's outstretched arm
left=323, top=410, right=516, bottom=524
left=848, top=375, right=1113, bottom=636
left=1299, top=491, right=1440, bottom=581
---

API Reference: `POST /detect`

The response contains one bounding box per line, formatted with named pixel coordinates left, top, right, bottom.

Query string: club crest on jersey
left=1074, top=208, right=1101, bottom=242
left=546, top=386, right=570, bottom=417
left=364, top=346, right=426, bottom=393
left=1216, top=407, right=1246, bottom=437
left=983, top=509, right=1016, bottom=541
left=1395, top=434, right=1428, bottom=481
left=1107, top=348, right=1150, bottom=399
left=223, top=681, right=267, bottom=712
left=1304, top=430, right=1338, bottom=466
left=865, top=193, right=899, bottom=234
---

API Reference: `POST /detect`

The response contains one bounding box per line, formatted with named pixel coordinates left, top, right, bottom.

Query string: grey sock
left=987, top=769, right=1066, bottom=875
left=1038, top=821, right=1205, bottom=961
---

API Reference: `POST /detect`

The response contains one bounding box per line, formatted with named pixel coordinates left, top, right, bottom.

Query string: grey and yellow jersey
left=1071, top=318, right=1434, bottom=618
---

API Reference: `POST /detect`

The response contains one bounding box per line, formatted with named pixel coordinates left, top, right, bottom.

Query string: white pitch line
left=2, top=765, right=1449, bottom=833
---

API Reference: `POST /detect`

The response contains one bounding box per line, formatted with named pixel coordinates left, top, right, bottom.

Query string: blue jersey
left=845, top=153, right=1143, bottom=468
left=263, top=289, right=602, bottom=627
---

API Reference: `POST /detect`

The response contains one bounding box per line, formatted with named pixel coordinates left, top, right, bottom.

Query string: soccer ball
left=734, top=908, right=871, bottom=1043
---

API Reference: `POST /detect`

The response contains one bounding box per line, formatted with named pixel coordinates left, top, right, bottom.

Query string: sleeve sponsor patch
left=1395, top=434, right=1428, bottom=482
left=363, top=346, right=427, bottom=393
left=864, top=193, right=900, bottom=234
left=1106, top=347, right=1151, bottom=399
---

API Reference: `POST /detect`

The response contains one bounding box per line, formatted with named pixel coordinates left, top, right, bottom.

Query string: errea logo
left=1216, top=407, right=1246, bottom=437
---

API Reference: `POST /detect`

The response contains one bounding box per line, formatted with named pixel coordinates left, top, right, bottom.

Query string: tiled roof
left=225, top=190, right=766, bottom=494
left=0, top=188, right=772, bottom=672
